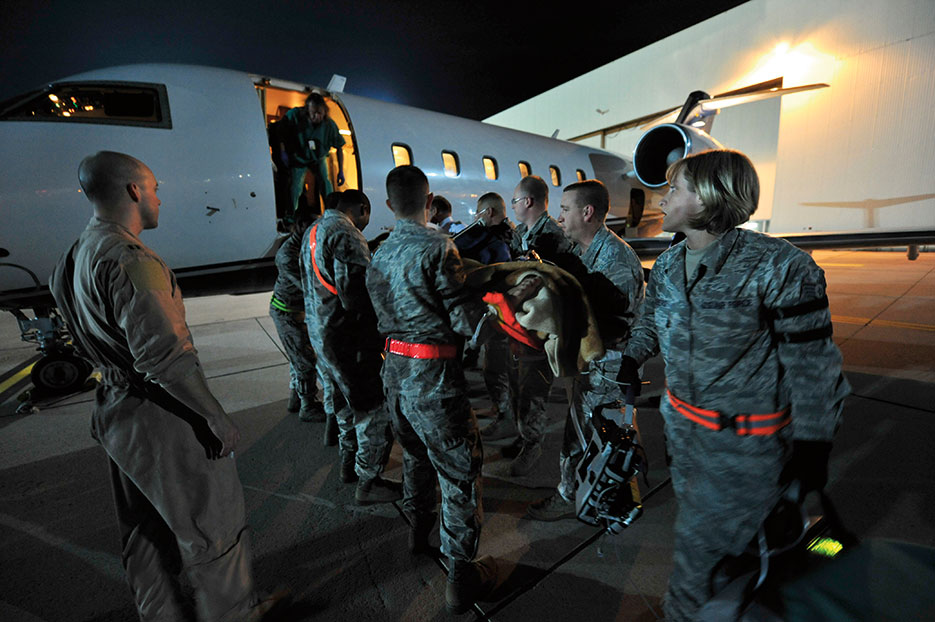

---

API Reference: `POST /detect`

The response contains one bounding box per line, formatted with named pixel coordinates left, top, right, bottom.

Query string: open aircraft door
left=254, top=79, right=361, bottom=220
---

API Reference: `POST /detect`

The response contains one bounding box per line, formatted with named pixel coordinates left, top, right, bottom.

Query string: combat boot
left=340, top=450, right=358, bottom=483
left=404, top=510, right=437, bottom=555
left=509, top=441, right=542, bottom=477
left=323, top=413, right=339, bottom=446
left=298, top=396, right=325, bottom=423
left=246, top=589, right=292, bottom=621
left=480, top=416, right=517, bottom=441
left=286, top=388, right=300, bottom=413
left=526, top=491, right=576, bottom=521
left=445, top=556, right=499, bottom=614
left=355, top=476, right=402, bottom=505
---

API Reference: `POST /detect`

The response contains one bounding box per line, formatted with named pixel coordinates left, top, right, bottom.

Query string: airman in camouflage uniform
left=366, top=165, right=497, bottom=614
left=299, top=189, right=399, bottom=504
left=49, top=152, right=282, bottom=621
left=269, top=202, right=325, bottom=422
left=619, top=150, right=849, bottom=621
left=487, top=175, right=577, bottom=476
left=528, top=179, right=645, bottom=520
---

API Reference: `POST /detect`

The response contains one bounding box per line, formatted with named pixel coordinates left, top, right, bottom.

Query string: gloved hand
left=781, top=440, right=832, bottom=493
left=615, top=355, right=641, bottom=395
left=336, top=171, right=345, bottom=186
left=280, top=150, right=290, bottom=168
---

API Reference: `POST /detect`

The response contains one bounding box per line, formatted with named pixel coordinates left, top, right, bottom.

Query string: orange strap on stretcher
left=309, top=224, right=338, bottom=296
left=666, top=389, right=790, bottom=436
left=385, top=338, right=457, bottom=360
left=481, top=291, right=543, bottom=350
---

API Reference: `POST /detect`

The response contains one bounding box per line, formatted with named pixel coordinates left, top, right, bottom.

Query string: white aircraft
left=2, top=64, right=932, bottom=391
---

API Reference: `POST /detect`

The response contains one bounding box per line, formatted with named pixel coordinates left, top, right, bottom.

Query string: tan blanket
left=465, top=260, right=604, bottom=377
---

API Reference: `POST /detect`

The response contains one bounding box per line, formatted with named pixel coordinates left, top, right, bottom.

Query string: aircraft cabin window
left=392, top=143, right=412, bottom=167
left=576, top=169, right=586, bottom=182
left=483, top=156, right=498, bottom=181
left=518, top=161, right=531, bottom=177
left=550, top=166, right=561, bottom=186
left=0, top=82, right=171, bottom=128
left=442, top=151, right=460, bottom=178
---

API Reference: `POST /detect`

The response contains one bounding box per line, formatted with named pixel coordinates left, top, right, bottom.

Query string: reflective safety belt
left=667, top=389, right=790, bottom=436
left=385, top=338, right=457, bottom=359
left=309, top=223, right=338, bottom=296
left=481, top=291, right=543, bottom=349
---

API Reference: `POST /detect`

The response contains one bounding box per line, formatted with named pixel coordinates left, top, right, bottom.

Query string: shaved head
left=385, top=165, right=430, bottom=218
left=476, top=192, right=506, bottom=224
left=78, top=151, right=148, bottom=206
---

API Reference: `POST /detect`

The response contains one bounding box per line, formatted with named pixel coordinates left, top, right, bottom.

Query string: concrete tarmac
left=1, top=249, right=933, bottom=621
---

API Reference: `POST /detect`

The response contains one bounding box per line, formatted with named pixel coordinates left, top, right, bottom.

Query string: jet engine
left=632, top=123, right=723, bottom=188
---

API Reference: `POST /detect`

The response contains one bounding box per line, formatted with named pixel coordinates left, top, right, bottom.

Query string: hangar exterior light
left=738, top=40, right=831, bottom=88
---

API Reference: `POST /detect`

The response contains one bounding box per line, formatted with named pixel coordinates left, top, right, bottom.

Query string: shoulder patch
left=802, top=278, right=825, bottom=300
left=125, top=258, right=170, bottom=292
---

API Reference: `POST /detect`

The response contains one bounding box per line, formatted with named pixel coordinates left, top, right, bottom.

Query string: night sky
left=1, top=0, right=748, bottom=121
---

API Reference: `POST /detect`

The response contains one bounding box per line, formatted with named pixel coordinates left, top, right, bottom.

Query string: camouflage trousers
left=387, top=390, right=484, bottom=562
left=316, top=347, right=391, bottom=481
left=482, top=331, right=513, bottom=420
left=269, top=306, right=319, bottom=398
left=661, top=397, right=789, bottom=621
left=558, top=356, right=625, bottom=500
left=511, top=344, right=554, bottom=446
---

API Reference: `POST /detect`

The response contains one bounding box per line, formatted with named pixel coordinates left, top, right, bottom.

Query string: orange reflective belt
left=666, top=389, right=790, bottom=436
left=481, top=291, right=543, bottom=350
left=309, top=224, right=338, bottom=296
left=385, top=338, right=457, bottom=360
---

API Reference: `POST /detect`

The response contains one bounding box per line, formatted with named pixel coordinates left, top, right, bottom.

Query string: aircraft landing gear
left=9, top=307, right=94, bottom=394
left=30, top=349, right=92, bottom=394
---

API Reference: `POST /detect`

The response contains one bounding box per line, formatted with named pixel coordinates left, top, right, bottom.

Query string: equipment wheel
left=30, top=353, right=92, bottom=394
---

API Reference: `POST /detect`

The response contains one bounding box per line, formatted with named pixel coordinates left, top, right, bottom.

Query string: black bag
left=697, top=487, right=935, bottom=621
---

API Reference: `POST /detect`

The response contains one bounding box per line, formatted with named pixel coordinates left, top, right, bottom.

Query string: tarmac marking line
left=242, top=484, right=338, bottom=509
left=0, top=510, right=123, bottom=580
left=831, top=315, right=935, bottom=331
left=0, top=365, right=33, bottom=395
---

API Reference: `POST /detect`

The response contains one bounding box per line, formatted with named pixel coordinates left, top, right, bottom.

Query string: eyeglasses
left=511, top=196, right=530, bottom=205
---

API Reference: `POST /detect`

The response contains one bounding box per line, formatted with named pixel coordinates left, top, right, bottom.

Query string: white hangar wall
left=484, top=0, right=935, bottom=233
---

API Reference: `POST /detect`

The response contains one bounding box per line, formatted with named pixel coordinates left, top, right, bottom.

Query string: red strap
left=309, top=224, right=338, bottom=296
left=666, top=389, right=790, bottom=436
left=481, top=291, right=543, bottom=350
left=385, top=338, right=457, bottom=359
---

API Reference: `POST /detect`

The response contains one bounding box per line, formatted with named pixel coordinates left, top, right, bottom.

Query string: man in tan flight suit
left=49, top=151, right=284, bottom=622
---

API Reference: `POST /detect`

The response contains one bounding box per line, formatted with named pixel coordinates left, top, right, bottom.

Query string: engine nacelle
left=632, top=123, right=723, bottom=188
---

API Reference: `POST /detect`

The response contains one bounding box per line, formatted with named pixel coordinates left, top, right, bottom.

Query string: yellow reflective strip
left=806, top=536, right=844, bottom=558
left=0, top=364, right=34, bottom=395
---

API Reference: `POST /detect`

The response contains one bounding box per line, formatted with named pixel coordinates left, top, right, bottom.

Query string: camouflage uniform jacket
left=366, top=219, right=486, bottom=398
left=579, top=225, right=645, bottom=348
left=271, top=229, right=305, bottom=312
left=510, top=211, right=575, bottom=260
left=299, top=209, right=380, bottom=357
left=625, top=227, right=849, bottom=441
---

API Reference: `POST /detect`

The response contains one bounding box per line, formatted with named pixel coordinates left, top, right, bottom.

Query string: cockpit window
left=0, top=82, right=171, bottom=128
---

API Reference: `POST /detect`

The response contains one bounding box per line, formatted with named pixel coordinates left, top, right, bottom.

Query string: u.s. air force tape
left=125, top=258, right=170, bottom=292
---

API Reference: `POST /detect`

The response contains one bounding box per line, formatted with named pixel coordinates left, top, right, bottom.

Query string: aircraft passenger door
left=255, top=83, right=360, bottom=221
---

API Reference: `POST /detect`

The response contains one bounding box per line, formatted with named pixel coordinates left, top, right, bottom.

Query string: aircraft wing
left=608, top=218, right=935, bottom=260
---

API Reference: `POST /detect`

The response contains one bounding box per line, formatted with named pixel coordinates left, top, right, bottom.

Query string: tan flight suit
left=49, top=217, right=257, bottom=622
